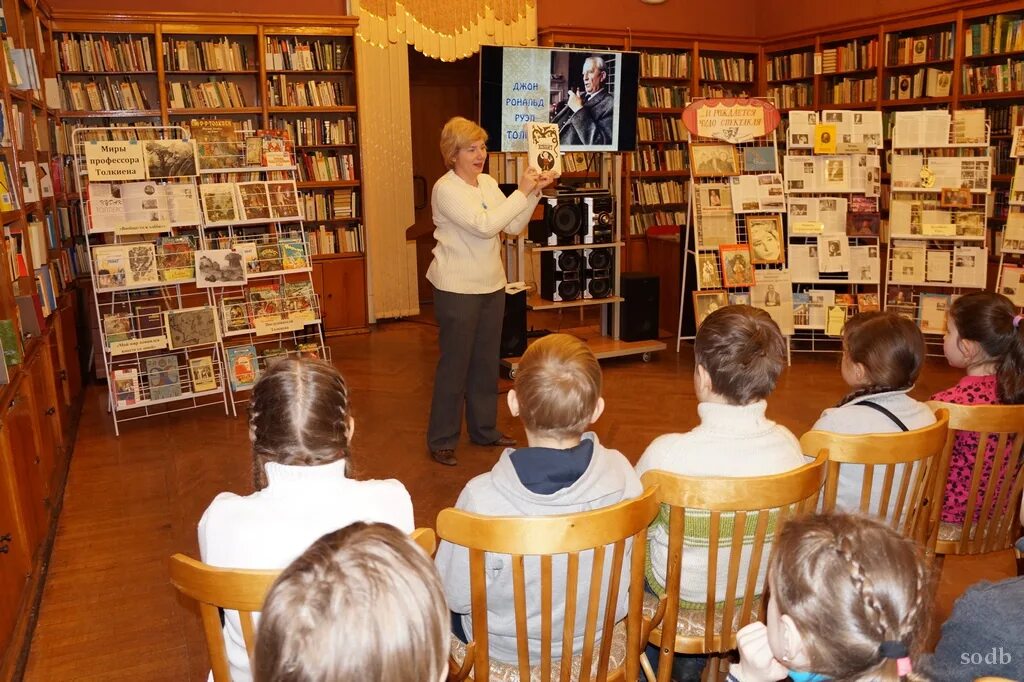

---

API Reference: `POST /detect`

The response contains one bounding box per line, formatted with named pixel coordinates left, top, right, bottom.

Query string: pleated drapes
left=352, top=0, right=537, bottom=320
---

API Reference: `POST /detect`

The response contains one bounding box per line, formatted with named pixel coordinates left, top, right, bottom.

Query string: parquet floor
left=22, top=317, right=1017, bottom=680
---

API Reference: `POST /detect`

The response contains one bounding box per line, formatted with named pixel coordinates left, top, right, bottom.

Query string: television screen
left=480, top=45, right=639, bottom=153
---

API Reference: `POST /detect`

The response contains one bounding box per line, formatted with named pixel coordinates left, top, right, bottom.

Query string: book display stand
left=998, top=126, right=1024, bottom=312
left=884, top=110, right=992, bottom=353
left=678, top=101, right=788, bottom=359
left=782, top=109, right=884, bottom=353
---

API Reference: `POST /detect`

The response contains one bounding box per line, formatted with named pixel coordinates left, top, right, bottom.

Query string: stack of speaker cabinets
left=531, top=189, right=616, bottom=302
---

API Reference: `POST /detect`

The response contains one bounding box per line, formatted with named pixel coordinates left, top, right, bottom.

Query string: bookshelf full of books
left=782, top=109, right=884, bottom=353
left=884, top=109, right=992, bottom=353
left=818, top=33, right=879, bottom=107
left=766, top=43, right=815, bottom=111
left=997, top=126, right=1024, bottom=312
left=881, top=20, right=955, bottom=105
left=697, top=50, right=756, bottom=98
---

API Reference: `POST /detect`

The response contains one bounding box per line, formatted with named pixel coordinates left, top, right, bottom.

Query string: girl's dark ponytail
left=999, top=313, right=1024, bottom=404
left=949, top=293, right=1024, bottom=404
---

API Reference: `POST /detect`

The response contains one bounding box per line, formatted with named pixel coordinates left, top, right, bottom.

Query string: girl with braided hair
left=198, top=357, right=414, bottom=682
left=729, top=513, right=933, bottom=682
left=809, top=312, right=936, bottom=515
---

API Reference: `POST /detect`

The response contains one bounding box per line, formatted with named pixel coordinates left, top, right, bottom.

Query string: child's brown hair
left=769, top=513, right=932, bottom=682
left=949, top=291, right=1024, bottom=404
left=838, top=311, right=926, bottom=406
left=248, top=357, right=353, bottom=489
left=514, top=333, right=601, bottom=439
left=253, top=522, right=449, bottom=682
left=694, top=305, right=786, bottom=405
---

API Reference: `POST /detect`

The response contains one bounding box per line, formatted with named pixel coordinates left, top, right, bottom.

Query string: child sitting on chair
left=434, top=333, right=642, bottom=664
left=636, top=305, right=806, bottom=607
left=254, top=522, right=449, bottom=682
left=730, top=513, right=932, bottom=682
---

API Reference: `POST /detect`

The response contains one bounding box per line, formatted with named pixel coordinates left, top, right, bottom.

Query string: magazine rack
left=72, top=125, right=230, bottom=435
left=997, top=127, right=1024, bottom=313
left=678, top=99, right=789, bottom=360
left=884, top=112, right=992, bottom=355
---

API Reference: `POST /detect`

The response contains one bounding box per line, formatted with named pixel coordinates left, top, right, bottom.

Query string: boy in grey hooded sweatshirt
left=434, top=333, right=643, bottom=665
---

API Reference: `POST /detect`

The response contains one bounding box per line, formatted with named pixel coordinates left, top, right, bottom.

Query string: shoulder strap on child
left=856, top=400, right=909, bottom=432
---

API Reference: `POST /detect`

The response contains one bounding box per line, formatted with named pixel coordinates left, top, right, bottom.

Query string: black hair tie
left=879, top=640, right=909, bottom=659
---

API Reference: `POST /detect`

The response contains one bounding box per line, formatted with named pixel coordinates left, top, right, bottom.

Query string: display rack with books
left=191, top=122, right=329, bottom=412
left=782, top=109, right=884, bottom=353
left=884, top=109, right=992, bottom=353
left=680, top=103, right=788, bottom=357
left=881, top=20, right=955, bottom=105
left=996, top=125, right=1024, bottom=312
left=71, top=125, right=230, bottom=434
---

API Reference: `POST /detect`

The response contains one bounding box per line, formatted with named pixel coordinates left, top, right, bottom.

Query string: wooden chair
left=799, top=409, right=950, bottom=547
left=169, top=527, right=437, bottom=681
left=435, top=487, right=660, bottom=682
left=639, top=452, right=827, bottom=682
left=925, top=402, right=1024, bottom=558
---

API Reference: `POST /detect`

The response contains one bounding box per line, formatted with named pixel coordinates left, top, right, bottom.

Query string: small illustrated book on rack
left=526, top=122, right=561, bottom=175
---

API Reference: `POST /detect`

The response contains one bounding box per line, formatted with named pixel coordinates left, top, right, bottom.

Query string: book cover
left=200, top=182, right=240, bottom=224
left=121, top=181, right=169, bottom=228
left=143, top=138, right=198, bottom=179
left=0, top=319, right=21, bottom=366
left=256, top=243, right=282, bottom=273
left=124, top=242, right=159, bottom=285
left=14, top=294, right=43, bottom=337
left=113, top=368, right=140, bottom=407
left=261, top=347, right=288, bottom=368
left=221, top=296, right=251, bottom=332
left=135, top=304, right=164, bottom=339
left=166, top=184, right=202, bottom=226
left=279, top=237, right=307, bottom=270
left=857, top=293, right=880, bottom=312
left=93, top=244, right=128, bottom=289
left=164, top=306, right=220, bottom=349
left=237, top=181, right=271, bottom=221
left=0, top=159, right=18, bottom=211
left=146, top=355, right=182, bottom=401
left=525, top=122, right=561, bottom=175
left=225, top=344, right=258, bottom=391
left=189, top=356, right=219, bottom=392
left=258, top=129, right=292, bottom=167
left=296, top=342, right=320, bottom=359
left=283, top=281, right=316, bottom=322
left=247, top=283, right=283, bottom=322
left=267, top=180, right=300, bottom=219
left=190, top=119, right=242, bottom=170
left=157, top=235, right=195, bottom=282
left=102, top=304, right=134, bottom=344
left=718, top=244, right=755, bottom=288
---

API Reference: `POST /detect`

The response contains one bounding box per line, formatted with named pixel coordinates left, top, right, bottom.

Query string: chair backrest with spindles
left=926, top=402, right=1024, bottom=556
left=799, top=410, right=949, bottom=547
left=639, top=451, right=826, bottom=676
left=435, top=487, right=660, bottom=682
left=169, top=527, right=438, bottom=681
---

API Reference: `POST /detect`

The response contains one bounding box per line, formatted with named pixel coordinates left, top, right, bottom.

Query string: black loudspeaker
left=583, top=248, right=614, bottom=299
left=618, top=272, right=659, bottom=341
left=583, top=195, right=615, bottom=244
left=540, top=249, right=585, bottom=302
left=500, top=290, right=527, bottom=358
left=531, top=197, right=587, bottom=246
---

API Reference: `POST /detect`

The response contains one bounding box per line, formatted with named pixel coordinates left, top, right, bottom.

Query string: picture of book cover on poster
left=479, top=45, right=639, bottom=153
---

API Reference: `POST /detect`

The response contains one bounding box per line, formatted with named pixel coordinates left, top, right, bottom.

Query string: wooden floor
left=22, top=316, right=1018, bottom=681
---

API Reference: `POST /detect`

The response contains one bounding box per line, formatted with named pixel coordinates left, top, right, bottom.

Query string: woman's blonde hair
left=514, top=333, right=601, bottom=439
left=248, top=357, right=353, bottom=490
left=253, top=522, right=449, bottom=682
left=439, top=116, right=487, bottom=169
left=768, top=513, right=933, bottom=682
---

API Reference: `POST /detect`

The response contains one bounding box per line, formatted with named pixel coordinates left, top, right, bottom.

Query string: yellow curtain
left=352, top=0, right=537, bottom=320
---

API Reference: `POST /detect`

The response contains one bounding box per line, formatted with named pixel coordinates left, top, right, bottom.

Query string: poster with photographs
left=698, top=183, right=733, bottom=213
left=890, top=243, right=926, bottom=284
left=87, top=183, right=124, bottom=233
left=952, top=246, right=987, bottom=288
left=698, top=252, right=722, bottom=289
left=237, top=182, right=272, bottom=221
left=788, top=244, right=818, bottom=282
left=690, top=143, right=740, bottom=177
left=121, top=181, right=170, bottom=229
left=787, top=111, right=817, bottom=149
left=268, top=180, right=301, bottom=219
left=816, top=235, right=850, bottom=273
left=998, top=265, right=1024, bottom=306
left=719, top=244, right=755, bottom=288
left=955, top=212, right=985, bottom=238
left=918, top=293, right=951, bottom=334
left=165, top=306, right=220, bottom=349
left=849, top=245, right=880, bottom=283
left=692, top=290, right=729, bottom=328
left=143, top=139, right=198, bottom=179
left=806, top=289, right=835, bottom=329
left=166, top=184, right=202, bottom=226
left=747, top=215, right=785, bottom=265
left=1002, top=213, right=1024, bottom=252
left=729, top=173, right=785, bottom=213
left=697, top=212, right=737, bottom=250
left=195, top=249, right=247, bottom=288
left=201, top=183, right=240, bottom=224
left=751, top=268, right=794, bottom=335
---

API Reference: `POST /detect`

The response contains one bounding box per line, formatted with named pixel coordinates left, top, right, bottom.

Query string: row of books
left=883, top=31, right=955, bottom=67
left=637, top=116, right=686, bottom=143
left=300, top=189, right=358, bottom=220
left=985, top=103, right=1024, bottom=134
left=631, top=179, right=687, bottom=205
left=767, top=51, right=813, bottom=81
left=55, top=34, right=155, bottom=73
left=200, top=236, right=311, bottom=273
left=222, top=342, right=325, bottom=394
left=820, top=39, right=878, bottom=73
left=768, top=83, right=813, bottom=109
left=960, top=61, right=1024, bottom=96
left=61, top=77, right=152, bottom=112
left=162, top=38, right=252, bottom=72
left=266, top=76, right=346, bottom=108
left=629, top=209, right=687, bottom=235
left=271, top=116, right=357, bottom=146
left=884, top=68, right=951, bottom=100
left=639, top=52, right=690, bottom=79
left=630, top=147, right=687, bottom=173
left=296, top=151, right=357, bottom=182
left=263, top=37, right=351, bottom=72
left=637, top=85, right=688, bottom=109
left=56, top=121, right=160, bottom=153
left=306, top=224, right=364, bottom=255
left=697, top=56, right=754, bottom=82
left=824, top=76, right=878, bottom=105
left=4, top=41, right=41, bottom=95
left=699, top=83, right=752, bottom=98
left=167, top=79, right=249, bottom=110
left=110, top=354, right=222, bottom=407
left=965, top=14, right=1024, bottom=57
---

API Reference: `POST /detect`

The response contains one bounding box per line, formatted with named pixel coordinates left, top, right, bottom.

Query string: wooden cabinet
left=0, top=474, right=31, bottom=671
left=0, top=376, right=46, bottom=561
left=26, top=343, right=62, bottom=496
left=313, top=255, right=368, bottom=334
left=55, top=297, right=82, bottom=409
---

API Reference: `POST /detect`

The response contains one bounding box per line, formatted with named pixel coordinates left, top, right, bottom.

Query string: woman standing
left=427, top=116, right=555, bottom=466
